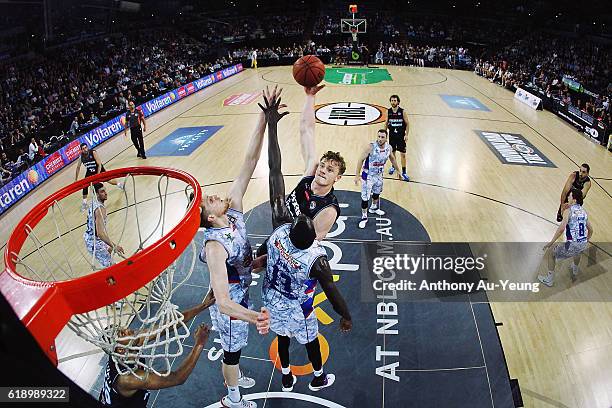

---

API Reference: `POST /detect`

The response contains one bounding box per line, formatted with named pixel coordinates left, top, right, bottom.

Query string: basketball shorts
left=83, top=166, right=106, bottom=195
left=266, top=301, right=319, bottom=345
left=361, top=175, right=384, bottom=201
left=389, top=133, right=406, bottom=153
left=553, top=241, right=587, bottom=260
left=84, top=236, right=113, bottom=268
left=209, top=285, right=250, bottom=352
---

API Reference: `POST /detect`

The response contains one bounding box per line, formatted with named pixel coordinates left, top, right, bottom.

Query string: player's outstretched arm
left=206, top=241, right=268, bottom=331
left=300, top=85, right=325, bottom=176
left=259, top=87, right=291, bottom=228
left=582, top=180, right=591, bottom=199
left=227, top=87, right=272, bottom=211
left=310, top=256, right=352, bottom=332
left=117, top=325, right=210, bottom=393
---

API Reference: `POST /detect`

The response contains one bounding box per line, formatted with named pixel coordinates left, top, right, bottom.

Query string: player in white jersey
left=83, top=183, right=124, bottom=268
left=199, top=88, right=279, bottom=408
left=539, top=188, right=593, bottom=286
left=354, top=129, right=403, bottom=229
left=258, top=90, right=352, bottom=392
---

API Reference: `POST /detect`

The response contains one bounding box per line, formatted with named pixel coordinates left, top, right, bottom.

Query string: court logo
left=440, top=94, right=491, bottom=111
left=475, top=130, right=556, bottom=168
left=223, top=92, right=261, bottom=106
left=147, top=126, right=223, bottom=156
left=324, top=67, right=392, bottom=85
left=315, top=102, right=386, bottom=126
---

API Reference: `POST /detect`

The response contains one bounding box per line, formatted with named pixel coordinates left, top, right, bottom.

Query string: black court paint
left=475, top=130, right=556, bottom=168
left=108, top=191, right=515, bottom=407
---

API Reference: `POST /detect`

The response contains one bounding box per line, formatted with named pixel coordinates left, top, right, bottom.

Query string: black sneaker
left=308, top=373, right=335, bottom=391
left=281, top=373, right=297, bottom=392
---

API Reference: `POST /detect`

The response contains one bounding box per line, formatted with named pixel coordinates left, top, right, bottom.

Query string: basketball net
left=11, top=172, right=196, bottom=379
left=351, top=27, right=358, bottom=42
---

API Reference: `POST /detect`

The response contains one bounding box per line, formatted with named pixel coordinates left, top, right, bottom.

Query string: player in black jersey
left=285, top=85, right=346, bottom=240
left=99, top=294, right=214, bottom=407
left=385, top=95, right=410, bottom=181
left=557, top=163, right=591, bottom=222
left=259, top=84, right=352, bottom=393
left=75, top=143, right=122, bottom=212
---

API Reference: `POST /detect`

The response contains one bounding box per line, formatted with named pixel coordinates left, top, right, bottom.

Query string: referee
left=124, top=101, right=147, bottom=159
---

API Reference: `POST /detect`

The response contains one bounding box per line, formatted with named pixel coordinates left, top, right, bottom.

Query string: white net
left=11, top=171, right=198, bottom=378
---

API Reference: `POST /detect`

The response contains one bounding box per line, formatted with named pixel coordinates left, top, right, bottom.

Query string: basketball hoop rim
left=1, top=166, right=202, bottom=363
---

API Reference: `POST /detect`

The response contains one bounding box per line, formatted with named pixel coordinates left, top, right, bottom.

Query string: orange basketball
left=293, top=55, right=325, bottom=88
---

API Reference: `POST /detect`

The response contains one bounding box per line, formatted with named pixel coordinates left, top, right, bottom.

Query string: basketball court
left=1, top=65, right=611, bottom=408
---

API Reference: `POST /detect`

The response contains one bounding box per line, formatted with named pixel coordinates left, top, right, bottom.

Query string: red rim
left=0, top=166, right=202, bottom=363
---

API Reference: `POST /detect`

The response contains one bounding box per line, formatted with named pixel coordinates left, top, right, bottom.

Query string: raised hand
left=258, top=85, right=289, bottom=123
left=194, top=324, right=210, bottom=346
left=304, top=84, right=325, bottom=96
left=202, top=288, right=216, bottom=309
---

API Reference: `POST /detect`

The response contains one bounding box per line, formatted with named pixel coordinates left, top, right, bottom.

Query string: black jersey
left=81, top=150, right=98, bottom=174
left=99, top=358, right=149, bottom=408
left=572, top=171, right=590, bottom=191
left=285, top=176, right=340, bottom=220
left=387, top=107, right=406, bottom=137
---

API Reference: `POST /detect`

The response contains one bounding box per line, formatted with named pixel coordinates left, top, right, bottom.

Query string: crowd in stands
left=474, top=32, right=611, bottom=134
left=0, top=29, right=235, bottom=184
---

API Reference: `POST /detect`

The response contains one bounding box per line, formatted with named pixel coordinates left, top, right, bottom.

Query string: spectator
left=28, top=138, right=39, bottom=161
left=69, top=117, right=79, bottom=136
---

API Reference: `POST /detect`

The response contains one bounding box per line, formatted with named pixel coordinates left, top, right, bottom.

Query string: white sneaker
left=238, top=374, right=255, bottom=389
left=117, top=181, right=124, bottom=190
left=368, top=207, right=385, bottom=216
left=358, top=218, right=368, bottom=229
left=221, top=396, right=256, bottom=408
left=80, top=201, right=87, bottom=212
left=537, top=273, right=554, bottom=287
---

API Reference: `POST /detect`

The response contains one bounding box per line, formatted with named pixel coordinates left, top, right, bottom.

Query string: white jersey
left=200, top=208, right=253, bottom=289
left=565, top=204, right=588, bottom=243
left=361, top=142, right=392, bottom=180
left=84, top=200, right=105, bottom=243
left=263, top=223, right=326, bottom=318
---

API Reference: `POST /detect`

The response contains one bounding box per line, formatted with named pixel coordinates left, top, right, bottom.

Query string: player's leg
left=81, top=184, right=89, bottom=212
left=211, top=305, right=256, bottom=407
left=397, top=139, right=409, bottom=181
left=130, top=130, right=141, bottom=158
left=359, top=177, right=372, bottom=229
left=277, top=335, right=297, bottom=391
left=306, top=337, right=335, bottom=391
left=569, top=243, right=587, bottom=281
left=368, top=178, right=385, bottom=216
left=539, top=244, right=564, bottom=287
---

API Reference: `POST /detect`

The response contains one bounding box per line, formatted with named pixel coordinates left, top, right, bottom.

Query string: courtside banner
left=0, top=64, right=244, bottom=216
left=514, top=88, right=541, bottom=110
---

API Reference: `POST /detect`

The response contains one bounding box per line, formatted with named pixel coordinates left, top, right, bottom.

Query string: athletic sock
left=227, top=385, right=241, bottom=403
left=314, top=369, right=323, bottom=377
left=402, top=166, right=406, bottom=173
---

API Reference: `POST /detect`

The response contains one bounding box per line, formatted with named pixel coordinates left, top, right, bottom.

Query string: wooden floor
left=1, top=66, right=611, bottom=407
